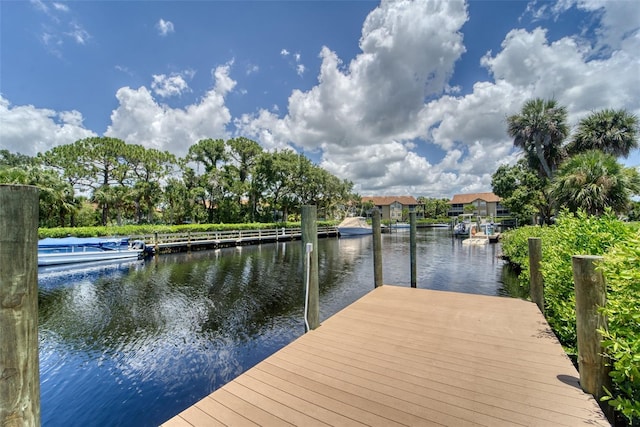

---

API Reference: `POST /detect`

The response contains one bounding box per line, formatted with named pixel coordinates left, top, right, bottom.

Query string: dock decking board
left=162, top=286, right=610, bottom=426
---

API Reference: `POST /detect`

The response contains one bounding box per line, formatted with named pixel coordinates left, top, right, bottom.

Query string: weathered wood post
left=301, top=206, right=319, bottom=331
left=409, top=210, right=417, bottom=288
left=528, top=237, right=544, bottom=314
left=372, top=208, right=383, bottom=288
left=572, top=255, right=610, bottom=400
left=154, top=231, right=159, bottom=257
left=0, top=185, right=41, bottom=427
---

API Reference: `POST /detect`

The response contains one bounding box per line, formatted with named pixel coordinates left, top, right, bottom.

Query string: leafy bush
left=539, top=211, right=631, bottom=350
left=600, top=232, right=640, bottom=423
left=39, top=221, right=339, bottom=239
left=500, top=224, right=545, bottom=283
left=501, top=210, right=639, bottom=424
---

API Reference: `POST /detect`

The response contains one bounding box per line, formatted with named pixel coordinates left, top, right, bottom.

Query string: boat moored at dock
left=337, top=217, right=372, bottom=236
left=38, top=237, right=147, bottom=266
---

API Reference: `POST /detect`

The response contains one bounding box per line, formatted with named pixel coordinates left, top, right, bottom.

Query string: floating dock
left=162, top=286, right=609, bottom=426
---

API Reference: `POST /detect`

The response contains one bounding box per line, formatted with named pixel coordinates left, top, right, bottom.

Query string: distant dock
left=134, top=226, right=338, bottom=254
left=162, top=286, right=609, bottom=426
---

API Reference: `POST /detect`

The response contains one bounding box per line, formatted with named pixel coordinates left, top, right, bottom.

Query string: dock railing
left=131, top=226, right=338, bottom=252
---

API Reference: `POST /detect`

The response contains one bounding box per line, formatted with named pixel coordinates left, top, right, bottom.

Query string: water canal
left=38, top=228, right=516, bottom=426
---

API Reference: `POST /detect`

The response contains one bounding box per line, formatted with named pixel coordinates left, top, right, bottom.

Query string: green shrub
left=501, top=211, right=639, bottom=424
left=539, top=211, right=631, bottom=350
left=600, top=232, right=640, bottom=423
left=38, top=221, right=339, bottom=239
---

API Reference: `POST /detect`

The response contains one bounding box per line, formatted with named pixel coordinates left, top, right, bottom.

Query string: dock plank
left=161, top=286, right=610, bottom=426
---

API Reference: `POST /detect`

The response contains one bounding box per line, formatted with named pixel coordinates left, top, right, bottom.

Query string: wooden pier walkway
left=161, top=286, right=609, bottom=426
left=134, top=226, right=338, bottom=253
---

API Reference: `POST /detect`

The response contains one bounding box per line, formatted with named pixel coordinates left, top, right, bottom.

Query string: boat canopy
left=338, top=217, right=369, bottom=228
left=38, top=237, right=130, bottom=249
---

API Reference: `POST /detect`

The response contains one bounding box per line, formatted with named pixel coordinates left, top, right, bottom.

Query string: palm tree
left=551, top=150, right=636, bottom=216
left=507, top=98, right=569, bottom=179
left=566, top=109, right=639, bottom=158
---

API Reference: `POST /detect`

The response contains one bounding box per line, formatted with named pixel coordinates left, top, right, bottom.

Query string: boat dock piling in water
left=301, top=205, right=319, bottom=332
left=162, top=206, right=612, bottom=426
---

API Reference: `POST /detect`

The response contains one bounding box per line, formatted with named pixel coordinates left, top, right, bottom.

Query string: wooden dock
left=161, top=286, right=609, bottom=426
left=133, top=226, right=338, bottom=253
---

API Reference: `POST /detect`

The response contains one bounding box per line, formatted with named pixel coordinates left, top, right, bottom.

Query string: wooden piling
left=372, top=209, right=383, bottom=288
left=0, top=185, right=41, bottom=427
left=301, top=206, right=319, bottom=331
left=572, top=255, right=610, bottom=400
left=410, top=210, right=417, bottom=288
left=528, top=237, right=544, bottom=314
left=154, top=232, right=159, bottom=256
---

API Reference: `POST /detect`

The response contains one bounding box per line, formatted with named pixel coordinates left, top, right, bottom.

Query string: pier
left=133, top=226, right=338, bottom=253
left=162, top=285, right=609, bottom=426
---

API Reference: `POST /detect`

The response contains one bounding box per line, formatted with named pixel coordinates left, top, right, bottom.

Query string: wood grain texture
left=162, top=286, right=610, bottom=426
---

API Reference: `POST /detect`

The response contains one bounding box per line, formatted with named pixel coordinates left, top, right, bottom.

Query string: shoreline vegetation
left=37, top=217, right=456, bottom=239
left=500, top=210, right=640, bottom=425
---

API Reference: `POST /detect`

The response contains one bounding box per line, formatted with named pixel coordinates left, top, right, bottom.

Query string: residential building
left=361, top=196, right=420, bottom=222
left=447, top=192, right=509, bottom=218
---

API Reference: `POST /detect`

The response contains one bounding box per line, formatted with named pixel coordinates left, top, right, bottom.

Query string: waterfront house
left=361, top=196, right=420, bottom=222
left=447, top=192, right=509, bottom=218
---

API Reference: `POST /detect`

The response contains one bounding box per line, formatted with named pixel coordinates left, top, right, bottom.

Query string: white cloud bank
left=0, top=97, right=96, bottom=155
left=104, top=64, right=235, bottom=157
left=237, top=0, right=639, bottom=196
left=2, top=0, right=638, bottom=198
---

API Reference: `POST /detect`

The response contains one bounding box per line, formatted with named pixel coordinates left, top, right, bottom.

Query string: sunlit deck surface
left=162, top=285, right=609, bottom=426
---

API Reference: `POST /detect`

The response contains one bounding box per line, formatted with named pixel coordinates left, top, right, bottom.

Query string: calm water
left=38, top=228, right=514, bottom=426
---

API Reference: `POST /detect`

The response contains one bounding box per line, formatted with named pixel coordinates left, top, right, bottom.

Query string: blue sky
left=1, top=0, right=639, bottom=198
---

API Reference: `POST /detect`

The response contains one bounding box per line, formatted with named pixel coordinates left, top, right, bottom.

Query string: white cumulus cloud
left=0, top=96, right=96, bottom=156
left=156, top=19, right=175, bottom=36
left=105, top=64, right=236, bottom=156
left=151, top=73, right=191, bottom=98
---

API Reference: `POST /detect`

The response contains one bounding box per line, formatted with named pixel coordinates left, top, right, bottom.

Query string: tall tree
left=492, top=159, right=550, bottom=225
left=186, top=139, right=228, bottom=223
left=187, top=138, right=227, bottom=173
left=226, top=137, right=263, bottom=221
left=566, top=109, right=639, bottom=158
left=0, top=150, right=36, bottom=167
left=507, top=98, right=569, bottom=179
left=127, top=146, right=176, bottom=223
left=551, top=150, right=639, bottom=216
left=254, top=150, right=299, bottom=221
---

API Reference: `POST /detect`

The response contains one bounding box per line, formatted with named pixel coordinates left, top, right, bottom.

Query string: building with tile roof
left=361, top=196, right=420, bottom=222
left=447, top=192, right=508, bottom=218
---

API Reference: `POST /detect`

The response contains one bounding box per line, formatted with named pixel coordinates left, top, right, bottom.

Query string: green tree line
left=0, top=137, right=358, bottom=228
left=493, top=101, right=640, bottom=224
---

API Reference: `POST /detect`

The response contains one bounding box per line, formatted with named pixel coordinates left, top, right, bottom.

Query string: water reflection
left=39, top=230, right=515, bottom=426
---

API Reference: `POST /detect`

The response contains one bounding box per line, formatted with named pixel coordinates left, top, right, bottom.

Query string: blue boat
left=38, top=237, right=147, bottom=266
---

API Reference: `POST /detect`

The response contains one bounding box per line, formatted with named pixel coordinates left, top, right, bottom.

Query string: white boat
left=390, top=222, right=410, bottom=230
left=337, top=217, right=372, bottom=236
left=453, top=214, right=475, bottom=237
left=38, top=237, right=147, bottom=266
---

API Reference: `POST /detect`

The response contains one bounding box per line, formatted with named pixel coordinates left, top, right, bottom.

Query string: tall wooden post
left=409, top=210, right=417, bottom=288
left=528, top=237, right=544, bottom=314
left=154, top=231, right=159, bottom=257
left=301, top=206, right=319, bottom=331
left=572, top=255, right=610, bottom=400
left=0, top=185, right=41, bottom=427
left=372, top=209, right=383, bottom=288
